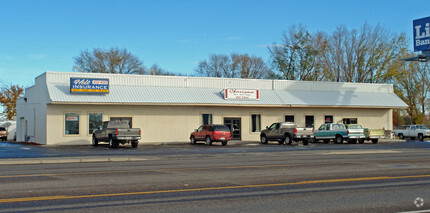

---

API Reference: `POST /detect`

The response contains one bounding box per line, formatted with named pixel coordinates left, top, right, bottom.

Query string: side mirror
left=194, top=129, right=198, bottom=132
left=266, top=126, right=269, bottom=129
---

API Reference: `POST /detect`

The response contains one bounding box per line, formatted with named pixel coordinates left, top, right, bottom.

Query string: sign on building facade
left=70, top=78, right=109, bottom=93
left=224, top=89, right=259, bottom=100
left=413, top=16, right=430, bottom=52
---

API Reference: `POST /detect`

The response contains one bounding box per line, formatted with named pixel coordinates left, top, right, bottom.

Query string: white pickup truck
left=393, top=125, right=430, bottom=141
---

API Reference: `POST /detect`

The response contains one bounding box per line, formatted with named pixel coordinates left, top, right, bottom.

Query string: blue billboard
left=70, top=78, right=109, bottom=93
left=413, top=16, right=430, bottom=52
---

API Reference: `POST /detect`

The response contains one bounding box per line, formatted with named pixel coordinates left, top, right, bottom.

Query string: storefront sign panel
left=70, top=78, right=109, bottom=93
left=224, top=89, right=259, bottom=100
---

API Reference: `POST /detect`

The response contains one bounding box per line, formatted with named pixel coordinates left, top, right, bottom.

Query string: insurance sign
left=224, top=89, right=259, bottom=100
left=413, top=16, right=430, bottom=52
left=70, top=78, right=109, bottom=93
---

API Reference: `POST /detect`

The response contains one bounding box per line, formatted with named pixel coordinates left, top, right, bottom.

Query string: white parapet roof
left=38, top=71, right=407, bottom=108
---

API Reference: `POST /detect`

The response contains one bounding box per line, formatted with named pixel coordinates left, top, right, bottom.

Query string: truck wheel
left=92, top=135, right=98, bottom=146
left=348, top=139, right=357, bottom=144
left=260, top=135, right=268, bottom=144
left=284, top=134, right=292, bottom=145
left=335, top=135, right=343, bottom=144
left=190, top=136, right=196, bottom=145
left=398, top=134, right=404, bottom=139
left=131, top=141, right=138, bottom=148
left=221, top=141, right=227, bottom=146
left=418, top=134, right=424, bottom=141
left=205, top=136, right=212, bottom=145
left=109, top=137, right=118, bottom=148
left=371, top=139, right=378, bottom=144
left=303, top=139, right=309, bottom=146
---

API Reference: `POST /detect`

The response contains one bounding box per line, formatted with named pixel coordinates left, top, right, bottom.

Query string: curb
left=0, top=156, right=156, bottom=165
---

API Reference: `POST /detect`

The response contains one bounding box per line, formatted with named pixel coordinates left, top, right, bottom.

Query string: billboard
left=70, top=78, right=109, bottom=93
left=413, top=16, right=430, bottom=52
left=224, top=89, right=259, bottom=100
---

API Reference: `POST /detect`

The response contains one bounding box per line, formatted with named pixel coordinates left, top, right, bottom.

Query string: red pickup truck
left=190, top=125, right=232, bottom=146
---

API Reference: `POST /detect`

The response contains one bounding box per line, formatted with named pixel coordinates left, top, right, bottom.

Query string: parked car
left=364, top=128, right=385, bottom=144
left=92, top=120, right=141, bottom=148
left=313, top=123, right=348, bottom=144
left=260, top=122, right=313, bottom=145
left=190, top=125, right=231, bottom=146
left=0, top=127, right=7, bottom=141
left=393, top=125, right=430, bottom=141
left=345, top=124, right=365, bottom=144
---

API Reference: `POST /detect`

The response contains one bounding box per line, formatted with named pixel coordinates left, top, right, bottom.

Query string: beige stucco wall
left=46, top=104, right=392, bottom=145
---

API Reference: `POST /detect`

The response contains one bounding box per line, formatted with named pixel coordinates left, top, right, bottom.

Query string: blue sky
left=0, top=0, right=428, bottom=87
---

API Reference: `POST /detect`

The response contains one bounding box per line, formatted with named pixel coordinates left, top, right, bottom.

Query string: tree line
left=1, top=23, right=428, bottom=126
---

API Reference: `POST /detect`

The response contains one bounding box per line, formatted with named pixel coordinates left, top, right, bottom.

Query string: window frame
left=64, top=112, right=80, bottom=136
left=201, top=113, right=213, bottom=125
left=324, top=115, right=334, bottom=124
left=88, top=112, right=103, bottom=135
left=343, top=118, right=358, bottom=125
left=305, top=115, right=314, bottom=128
left=284, top=115, right=295, bottom=123
left=251, top=114, right=261, bottom=133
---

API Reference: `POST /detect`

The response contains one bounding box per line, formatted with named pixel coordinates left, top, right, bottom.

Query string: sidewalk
left=0, top=156, right=158, bottom=165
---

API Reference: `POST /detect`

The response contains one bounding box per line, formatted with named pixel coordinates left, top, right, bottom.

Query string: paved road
left=0, top=140, right=429, bottom=212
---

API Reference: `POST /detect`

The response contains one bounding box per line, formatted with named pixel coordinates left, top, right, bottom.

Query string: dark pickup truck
left=260, top=122, right=313, bottom=145
left=92, top=120, right=141, bottom=148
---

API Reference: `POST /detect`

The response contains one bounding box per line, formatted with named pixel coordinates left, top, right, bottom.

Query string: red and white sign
left=66, top=117, right=79, bottom=121
left=224, top=89, right=259, bottom=100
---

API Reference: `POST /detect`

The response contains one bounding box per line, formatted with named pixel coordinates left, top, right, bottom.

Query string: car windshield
left=349, top=125, right=362, bottom=129
left=214, top=125, right=230, bottom=131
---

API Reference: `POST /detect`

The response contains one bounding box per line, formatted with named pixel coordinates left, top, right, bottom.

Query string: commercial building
left=16, top=71, right=407, bottom=145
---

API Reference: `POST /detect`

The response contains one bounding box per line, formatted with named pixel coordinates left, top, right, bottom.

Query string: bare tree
left=392, top=54, right=428, bottom=124
left=269, top=25, right=330, bottom=81
left=147, top=64, right=177, bottom=76
left=0, top=84, right=24, bottom=120
left=325, top=24, right=407, bottom=83
left=73, top=47, right=146, bottom=74
left=195, top=53, right=270, bottom=79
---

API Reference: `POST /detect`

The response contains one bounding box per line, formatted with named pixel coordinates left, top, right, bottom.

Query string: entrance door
left=110, top=117, right=133, bottom=127
left=224, top=118, right=241, bottom=140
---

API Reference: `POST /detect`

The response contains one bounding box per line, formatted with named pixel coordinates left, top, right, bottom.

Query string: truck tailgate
left=117, top=128, right=141, bottom=136
left=296, top=127, right=313, bottom=136
left=369, top=129, right=385, bottom=137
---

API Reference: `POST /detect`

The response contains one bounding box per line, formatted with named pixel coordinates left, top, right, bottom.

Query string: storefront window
left=305, top=115, right=314, bottom=128
left=285, top=115, right=294, bottom=123
left=202, top=114, right=212, bottom=125
left=89, top=113, right=103, bottom=134
left=251, top=114, right=261, bottom=132
left=325, top=115, right=333, bottom=124
left=343, top=118, right=358, bottom=124
left=65, top=112, right=79, bottom=135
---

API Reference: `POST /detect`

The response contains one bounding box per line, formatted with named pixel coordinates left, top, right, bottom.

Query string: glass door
left=224, top=118, right=241, bottom=140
